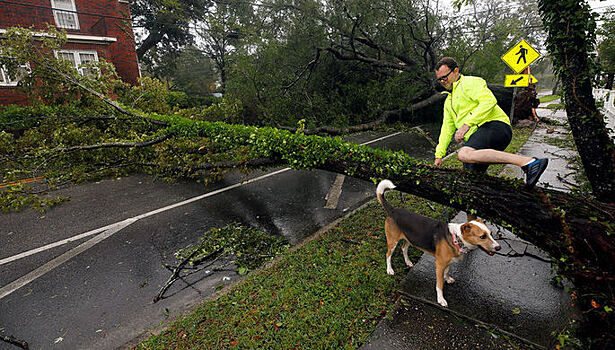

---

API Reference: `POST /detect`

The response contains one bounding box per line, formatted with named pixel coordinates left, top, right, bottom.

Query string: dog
left=376, top=179, right=501, bottom=307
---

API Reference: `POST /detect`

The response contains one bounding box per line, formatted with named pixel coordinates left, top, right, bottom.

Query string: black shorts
left=463, top=121, right=512, bottom=172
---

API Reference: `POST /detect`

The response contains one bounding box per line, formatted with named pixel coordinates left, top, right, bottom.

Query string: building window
left=0, top=63, right=31, bottom=87
left=56, top=50, right=99, bottom=76
left=51, top=0, right=80, bottom=30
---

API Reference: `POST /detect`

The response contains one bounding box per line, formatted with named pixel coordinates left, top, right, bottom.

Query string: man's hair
left=435, top=57, right=458, bottom=71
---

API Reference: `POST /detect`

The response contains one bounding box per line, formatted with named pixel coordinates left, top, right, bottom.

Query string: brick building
left=0, top=0, right=140, bottom=105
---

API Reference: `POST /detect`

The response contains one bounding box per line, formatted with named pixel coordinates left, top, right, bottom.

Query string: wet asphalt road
left=0, top=129, right=438, bottom=349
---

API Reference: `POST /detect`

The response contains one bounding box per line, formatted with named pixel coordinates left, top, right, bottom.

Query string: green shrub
left=166, top=91, right=190, bottom=109
left=119, top=77, right=172, bottom=114
left=176, top=97, right=244, bottom=124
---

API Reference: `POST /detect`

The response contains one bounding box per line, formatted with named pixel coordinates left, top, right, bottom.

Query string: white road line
left=1, top=223, right=118, bottom=266
left=0, top=218, right=137, bottom=300
left=0, top=132, right=403, bottom=269
left=360, top=132, right=402, bottom=146
left=324, top=174, right=346, bottom=209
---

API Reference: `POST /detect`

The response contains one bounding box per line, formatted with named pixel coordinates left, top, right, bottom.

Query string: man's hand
left=434, top=158, right=442, bottom=167
left=455, top=124, right=470, bottom=143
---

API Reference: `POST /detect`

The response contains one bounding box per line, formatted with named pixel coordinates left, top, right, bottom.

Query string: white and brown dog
left=376, top=179, right=501, bottom=307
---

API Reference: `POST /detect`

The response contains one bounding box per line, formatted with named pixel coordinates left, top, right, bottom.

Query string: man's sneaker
left=522, top=158, right=549, bottom=188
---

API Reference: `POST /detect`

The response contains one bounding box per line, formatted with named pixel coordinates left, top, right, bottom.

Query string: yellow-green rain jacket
left=434, top=75, right=510, bottom=159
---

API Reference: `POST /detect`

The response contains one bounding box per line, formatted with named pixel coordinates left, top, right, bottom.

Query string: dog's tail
left=376, top=180, right=396, bottom=216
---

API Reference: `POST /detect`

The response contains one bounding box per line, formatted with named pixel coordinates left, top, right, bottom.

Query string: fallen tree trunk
left=156, top=116, right=614, bottom=341
left=162, top=117, right=615, bottom=280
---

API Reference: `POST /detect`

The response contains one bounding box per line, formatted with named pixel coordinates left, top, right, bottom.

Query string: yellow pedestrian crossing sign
left=501, top=39, right=541, bottom=73
left=504, top=74, right=538, bottom=87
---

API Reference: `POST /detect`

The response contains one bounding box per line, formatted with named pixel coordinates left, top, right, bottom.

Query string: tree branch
left=322, top=46, right=409, bottom=71
left=277, top=92, right=445, bottom=135
left=57, top=133, right=173, bottom=153
left=29, top=57, right=168, bottom=127
left=154, top=248, right=224, bottom=303
left=0, top=334, right=28, bottom=349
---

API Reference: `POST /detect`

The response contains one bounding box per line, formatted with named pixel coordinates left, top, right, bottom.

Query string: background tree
left=131, top=0, right=211, bottom=60
left=138, top=44, right=182, bottom=88
left=194, top=0, right=254, bottom=93
left=172, top=46, right=217, bottom=96
left=220, top=0, right=449, bottom=127
left=130, top=0, right=523, bottom=127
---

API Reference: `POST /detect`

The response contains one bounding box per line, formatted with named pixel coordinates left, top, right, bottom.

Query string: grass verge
left=544, top=103, right=565, bottom=110
left=136, top=124, right=535, bottom=349
left=539, top=95, right=561, bottom=103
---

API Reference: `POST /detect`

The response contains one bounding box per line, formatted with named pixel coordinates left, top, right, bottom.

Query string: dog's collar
left=449, top=224, right=469, bottom=254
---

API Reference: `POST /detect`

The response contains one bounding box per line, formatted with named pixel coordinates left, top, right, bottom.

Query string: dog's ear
left=476, top=218, right=484, bottom=223
left=460, top=223, right=472, bottom=234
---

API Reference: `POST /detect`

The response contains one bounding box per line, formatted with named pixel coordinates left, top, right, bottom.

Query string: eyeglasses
left=436, top=68, right=455, bottom=82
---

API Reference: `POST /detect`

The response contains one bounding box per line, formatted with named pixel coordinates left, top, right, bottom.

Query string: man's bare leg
left=457, top=146, right=534, bottom=167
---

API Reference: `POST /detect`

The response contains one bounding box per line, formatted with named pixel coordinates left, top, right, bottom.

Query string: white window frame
left=55, top=50, right=99, bottom=76
left=51, top=0, right=80, bottom=30
left=0, top=63, right=31, bottom=87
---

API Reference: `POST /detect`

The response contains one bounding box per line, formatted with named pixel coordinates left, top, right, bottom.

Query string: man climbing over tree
left=433, top=57, right=548, bottom=192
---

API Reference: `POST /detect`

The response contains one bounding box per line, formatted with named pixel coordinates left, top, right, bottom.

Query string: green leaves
left=176, top=223, right=289, bottom=273
left=0, top=184, right=69, bottom=212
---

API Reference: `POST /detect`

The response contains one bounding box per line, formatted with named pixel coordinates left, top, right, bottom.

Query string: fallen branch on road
left=0, top=333, right=29, bottom=349
left=154, top=248, right=224, bottom=303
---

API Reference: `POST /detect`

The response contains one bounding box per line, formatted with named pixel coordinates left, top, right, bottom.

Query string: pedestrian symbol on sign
left=501, top=39, right=541, bottom=73
left=516, top=45, right=528, bottom=64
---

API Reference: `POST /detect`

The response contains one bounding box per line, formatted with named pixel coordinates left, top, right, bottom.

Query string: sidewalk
left=360, top=104, right=577, bottom=349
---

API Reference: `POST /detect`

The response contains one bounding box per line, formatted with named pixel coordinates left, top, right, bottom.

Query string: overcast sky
left=588, top=0, right=615, bottom=11
left=439, top=0, right=615, bottom=13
